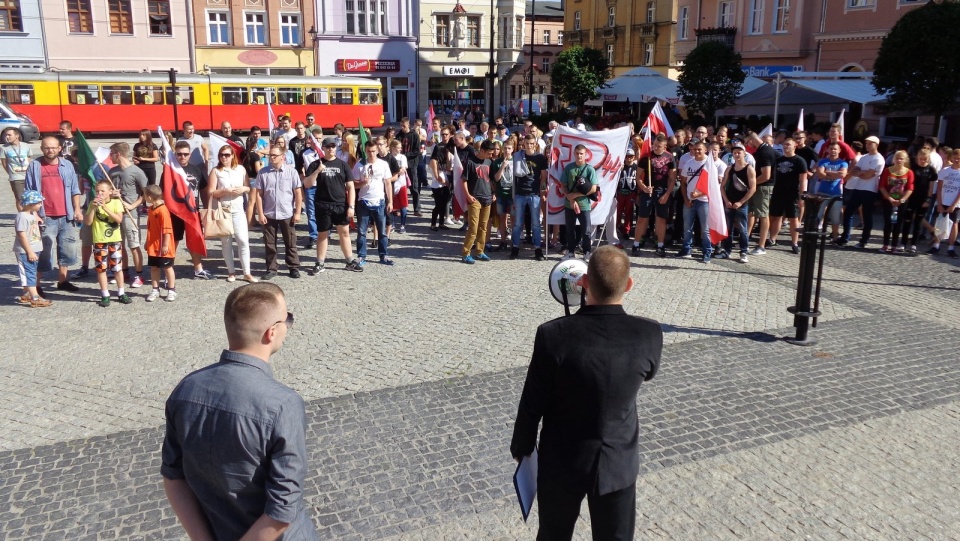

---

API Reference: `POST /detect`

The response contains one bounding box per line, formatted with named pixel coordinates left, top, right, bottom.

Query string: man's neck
left=117, top=157, right=133, bottom=169
left=229, top=346, right=272, bottom=363
left=42, top=156, right=59, bottom=166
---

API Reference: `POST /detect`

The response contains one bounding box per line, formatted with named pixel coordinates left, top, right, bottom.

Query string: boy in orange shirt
left=143, top=185, right=177, bottom=302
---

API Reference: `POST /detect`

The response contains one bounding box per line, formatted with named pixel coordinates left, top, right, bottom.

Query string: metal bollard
left=785, top=194, right=831, bottom=346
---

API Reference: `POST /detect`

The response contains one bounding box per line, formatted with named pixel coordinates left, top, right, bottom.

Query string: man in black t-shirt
left=748, top=132, right=778, bottom=254
left=769, top=138, right=808, bottom=253
left=635, top=135, right=677, bottom=257
left=302, top=137, right=361, bottom=274
left=461, top=140, right=496, bottom=264
left=399, top=117, right=422, bottom=215
left=510, top=134, right=549, bottom=260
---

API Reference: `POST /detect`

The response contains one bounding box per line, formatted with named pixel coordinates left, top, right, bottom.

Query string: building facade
left=418, top=0, right=524, bottom=123
left=816, top=0, right=925, bottom=72
left=0, top=0, right=46, bottom=71
left=562, top=0, right=677, bottom=78
left=314, top=0, right=417, bottom=123
left=508, top=0, right=562, bottom=109
left=191, top=0, right=316, bottom=75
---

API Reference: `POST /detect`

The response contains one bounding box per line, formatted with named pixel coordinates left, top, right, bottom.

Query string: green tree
left=873, top=0, right=960, bottom=135
left=677, top=41, right=745, bottom=121
left=551, top=46, right=609, bottom=112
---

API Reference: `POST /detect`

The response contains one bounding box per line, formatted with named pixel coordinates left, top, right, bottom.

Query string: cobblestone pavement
left=1, top=141, right=959, bottom=539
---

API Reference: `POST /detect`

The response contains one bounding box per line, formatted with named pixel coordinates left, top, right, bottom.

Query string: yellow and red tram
left=0, top=72, right=384, bottom=134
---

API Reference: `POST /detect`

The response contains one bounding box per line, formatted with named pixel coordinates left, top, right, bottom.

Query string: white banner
left=545, top=125, right=631, bottom=225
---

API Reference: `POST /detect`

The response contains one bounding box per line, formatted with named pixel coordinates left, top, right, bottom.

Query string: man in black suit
left=511, top=245, right=662, bottom=540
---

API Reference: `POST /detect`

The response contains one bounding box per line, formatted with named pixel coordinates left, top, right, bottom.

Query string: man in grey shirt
left=162, top=283, right=319, bottom=540
left=108, top=142, right=148, bottom=287
left=255, top=144, right=303, bottom=280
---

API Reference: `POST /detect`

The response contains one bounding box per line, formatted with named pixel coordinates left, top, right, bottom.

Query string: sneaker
left=117, top=294, right=133, bottom=305
left=146, top=290, right=160, bottom=302
left=855, top=242, right=867, bottom=249
left=715, top=250, right=729, bottom=259
left=656, top=246, right=667, bottom=258
left=98, top=296, right=111, bottom=308
left=380, top=257, right=395, bottom=266
left=166, top=290, right=178, bottom=302
left=56, top=280, right=80, bottom=292
left=345, top=259, right=364, bottom=272
left=896, top=245, right=906, bottom=253
left=583, top=251, right=591, bottom=262
left=535, top=248, right=544, bottom=261
left=462, top=254, right=476, bottom=264
left=908, top=245, right=917, bottom=254
left=926, top=246, right=941, bottom=255
left=444, top=218, right=456, bottom=226
left=430, top=226, right=439, bottom=232
left=676, top=248, right=692, bottom=259
left=765, top=239, right=777, bottom=248
left=311, top=262, right=326, bottom=275
left=631, top=245, right=640, bottom=256
left=72, top=267, right=90, bottom=279
left=30, top=297, right=52, bottom=308
left=303, top=237, right=317, bottom=249
left=289, top=268, right=301, bottom=278
left=561, top=251, right=575, bottom=260
left=194, top=269, right=212, bottom=280
left=791, top=244, right=801, bottom=254
left=261, top=271, right=277, bottom=281
left=476, top=253, right=491, bottom=262
left=833, top=238, right=848, bottom=247
left=879, top=245, right=889, bottom=253
left=510, top=246, right=520, bottom=260
left=356, top=258, right=367, bottom=268
left=398, top=226, right=406, bottom=234
left=130, top=276, right=144, bottom=288
left=701, top=255, right=711, bottom=264
left=739, top=252, right=750, bottom=264
left=949, top=250, right=959, bottom=259
left=749, top=247, right=766, bottom=255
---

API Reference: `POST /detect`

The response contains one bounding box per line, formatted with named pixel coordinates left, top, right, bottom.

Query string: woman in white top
left=207, top=148, right=257, bottom=282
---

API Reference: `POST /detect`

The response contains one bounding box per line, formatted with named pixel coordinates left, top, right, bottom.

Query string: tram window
left=134, top=85, right=164, bottom=105
left=251, top=87, right=276, bottom=105
left=277, top=87, right=303, bottom=105
left=359, top=89, right=379, bottom=105
left=102, top=85, right=133, bottom=105
left=305, top=88, right=328, bottom=105
left=331, top=88, right=353, bottom=105
left=68, top=84, right=100, bottom=105
left=164, top=86, right=194, bottom=105
left=0, top=84, right=36, bottom=105
left=222, top=86, right=249, bottom=105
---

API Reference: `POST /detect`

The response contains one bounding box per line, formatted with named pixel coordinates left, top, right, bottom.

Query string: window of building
left=646, top=1, right=654, bottom=23
left=0, top=84, right=35, bottom=104
left=515, top=16, right=523, bottom=45
left=541, top=58, right=549, bottom=72
left=543, top=30, right=550, bottom=44
left=280, top=13, right=299, bottom=45
left=574, top=11, right=580, bottom=30
left=380, top=1, right=386, bottom=35
left=718, top=1, right=733, bottom=27
left=368, top=1, right=377, bottom=34
left=108, top=0, right=133, bottom=34
left=749, top=0, right=763, bottom=34
left=356, top=0, right=366, bottom=33
left=345, top=0, right=355, bottom=33
left=435, top=15, right=449, bottom=46
left=66, top=0, right=92, bottom=33
left=678, top=7, right=688, bottom=40
left=0, top=0, right=23, bottom=31
left=773, top=0, right=789, bottom=32
left=557, top=31, right=563, bottom=45
left=500, top=15, right=509, bottom=47
left=148, top=0, right=171, bottom=35
left=643, top=43, right=654, bottom=65
left=606, top=44, right=614, bottom=66
left=207, top=11, right=229, bottom=44
left=607, top=6, right=615, bottom=27
left=848, top=0, right=875, bottom=7
left=466, top=15, right=480, bottom=47
left=245, top=12, right=266, bottom=45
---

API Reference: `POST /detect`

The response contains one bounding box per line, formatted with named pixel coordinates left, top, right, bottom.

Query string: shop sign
left=741, top=65, right=803, bottom=77
left=336, top=59, right=401, bottom=73
left=442, top=66, right=475, bottom=76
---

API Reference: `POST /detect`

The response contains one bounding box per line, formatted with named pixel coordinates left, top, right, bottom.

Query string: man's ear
left=623, top=276, right=634, bottom=294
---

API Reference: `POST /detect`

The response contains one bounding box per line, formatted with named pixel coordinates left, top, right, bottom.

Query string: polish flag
left=694, top=154, right=728, bottom=245
left=797, top=108, right=805, bottom=132
left=452, top=148, right=467, bottom=211
left=837, top=109, right=845, bottom=141
left=758, top=123, right=774, bottom=138
left=425, top=104, right=436, bottom=139
left=158, top=127, right=207, bottom=257
left=639, top=101, right=674, bottom=158
left=207, top=132, right=245, bottom=173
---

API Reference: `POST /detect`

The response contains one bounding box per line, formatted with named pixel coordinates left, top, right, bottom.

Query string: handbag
left=201, top=199, right=234, bottom=239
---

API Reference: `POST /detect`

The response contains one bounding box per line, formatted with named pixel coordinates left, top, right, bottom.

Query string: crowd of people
left=3, top=112, right=959, bottom=307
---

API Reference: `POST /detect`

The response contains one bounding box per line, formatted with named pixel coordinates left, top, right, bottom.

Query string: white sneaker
left=583, top=251, right=591, bottom=262
left=749, top=247, right=766, bottom=255
left=739, top=253, right=749, bottom=264
left=561, top=251, right=575, bottom=260
left=165, top=290, right=178, bottom=302
left=145, top=290, right=160, bottom=302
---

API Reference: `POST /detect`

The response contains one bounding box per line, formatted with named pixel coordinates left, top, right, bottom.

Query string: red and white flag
left=797, top=108, right=805, bottom=132
left=452, top=149, right=467, bottom=211
left=694, top=154, right=728, bottom=245
left=158, top=127, right=207, bottom=257
left=207, top=132, right=245, bottom=173
left=758, top=123, right=774, bottom=138
left=639, top=101, right=674, bottom=158
left=837, top=109, right=846, bottom=141
left=425, top=104, right=436, bottom=139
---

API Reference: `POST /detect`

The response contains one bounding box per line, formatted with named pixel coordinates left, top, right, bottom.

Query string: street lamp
left=307, top=26, right=319, bottom=75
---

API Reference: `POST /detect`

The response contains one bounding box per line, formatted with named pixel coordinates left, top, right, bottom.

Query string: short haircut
left=174, top=141, right=191, bottom=151
left=924, top=136, right=940, bottom=149
left=389, top=139, right=402, bottom=149
left=250, top=125, right=261, bottom=133
left=223, top=283, right=284, bottom=347
left=60, top=120, right=74, bottom=130
left=828, top=141, right=841, bottom=148
left=182, top=121, right=194, bottom=128
left=295, top=121, right=305, bottom=128
left=110, top=141, right=130, bottom=157
left=310, top=127, right=323, bottom=137
left=851, top=141, right=863, bottom=153
left=95, top=179, right=113, bottom=189
left=782, top=137, right=796, bottom=146
left=917, top=148, right=931, bottom=159
left=400, top=117, right=410, bottom=124
left=951, top=148, right=960, bottom=159
left=655, top=134, right=668, bottom=143
left=365, top=139, right=378, bottom=149
left=586, top=245, right=631, bottom=303
left=574, top=144, right=587, bottom=153
left=794, top=131, right=806, bottom=138
left=144, top=184, right=162, bottom=200
left=479, top=139, right=496, bottom=151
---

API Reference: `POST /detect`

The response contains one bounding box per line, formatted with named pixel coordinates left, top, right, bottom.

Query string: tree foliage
left=873, top=1, right=960, bottom=125
left=551, top=46, right=609, bottom=110
left=677, top=41, right=745, bottom=121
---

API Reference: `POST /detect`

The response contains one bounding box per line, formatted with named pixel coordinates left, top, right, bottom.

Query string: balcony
left=636, top=23, right=654, bottom=37
left=695, top=26, right=736, bottom=48
left=565, top=29, right=588, bottom=43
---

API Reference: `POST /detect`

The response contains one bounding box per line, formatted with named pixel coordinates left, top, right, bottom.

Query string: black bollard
left=785, top=194, right=828, bottom=346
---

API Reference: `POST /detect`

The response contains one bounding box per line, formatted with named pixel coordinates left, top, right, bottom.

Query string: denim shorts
left=16, top=252, right=38, bottom=287
left=496, top=195, right=513, bottom=216
left=39, top=216, right=80, bottom=272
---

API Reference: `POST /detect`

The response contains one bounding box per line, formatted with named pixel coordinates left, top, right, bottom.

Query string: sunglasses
left=323, top=144, right=337, bottom=149
left=269, top=153, right=283, bottom=158
left=175, top=152, right=191, bottom=157
left=273, top=311, right=294, bottom=330
left=219, top=153, right=232, bottom=158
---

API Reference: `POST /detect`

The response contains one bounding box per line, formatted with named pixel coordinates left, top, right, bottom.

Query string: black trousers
left=537, top=481, right=636, bottom=541
left=262, top=217, right=300, bottom=272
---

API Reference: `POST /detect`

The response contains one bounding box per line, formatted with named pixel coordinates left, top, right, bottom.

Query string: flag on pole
left=357, top=119, right=369, bottom=166
left=158, top=126, right=207, bottom=257
left=267, top=94, right=276, bottom=134
left=207, top=132, right=245, bottom=173
left=837, top=109, right=846, bottom=141
left=425, top=104, right=436, bottom=139
left=797, top=108, right=805, bottom=132
left=639, top=102, right=674, bottom=158
left=694, top=154, right=728, bottom=245
left=758, top=123, right=774, bottom=138
left=452, top=149, right=467, bottom=211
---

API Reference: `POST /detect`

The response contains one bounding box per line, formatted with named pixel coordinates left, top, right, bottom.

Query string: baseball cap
left=322, top=136, right=338, bottom=147
left=731, top=141, right=746, bottom=151
left=865, top=136, right=880, bottom=144
left=625, top=148, right=636, bottom=156
left=20, top=190, right=44, bottom=206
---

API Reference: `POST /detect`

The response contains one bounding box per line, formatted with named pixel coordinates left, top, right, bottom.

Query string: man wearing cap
left=838, top=136, right=885, bottom=248
left=301, top=137, right=362, bottom=274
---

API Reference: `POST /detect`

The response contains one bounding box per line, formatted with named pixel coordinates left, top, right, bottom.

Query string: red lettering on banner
left=598, top=154, right=623, bottom=179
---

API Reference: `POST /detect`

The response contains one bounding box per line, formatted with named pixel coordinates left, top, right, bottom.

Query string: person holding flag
left=635, top=134, right=677, bottom=257
left=677, top=139, right=726, bottom=263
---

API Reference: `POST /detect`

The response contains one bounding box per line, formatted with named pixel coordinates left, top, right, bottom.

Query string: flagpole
left=96, top=161, right=137, bottom=222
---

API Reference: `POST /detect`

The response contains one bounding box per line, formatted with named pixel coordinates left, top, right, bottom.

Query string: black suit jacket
left=510, top=304, right=662, bottom=495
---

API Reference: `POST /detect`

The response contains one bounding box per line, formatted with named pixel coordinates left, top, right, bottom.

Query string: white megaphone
left=548, top=259, right=588, bottom=315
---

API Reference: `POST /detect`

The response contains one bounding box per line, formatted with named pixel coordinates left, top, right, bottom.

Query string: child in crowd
left=389, top=139, right=409, bottom=233
left=85, top=179, right=131, bottom=307
left=143, top=185, right=177, bottom=302
left=14, top=190, right=52, bottom=308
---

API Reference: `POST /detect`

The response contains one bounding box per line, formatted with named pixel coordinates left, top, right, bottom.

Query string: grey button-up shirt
left=161, top=350, right=319, bottom=540
left=255, top=164, right=302, bottom=220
